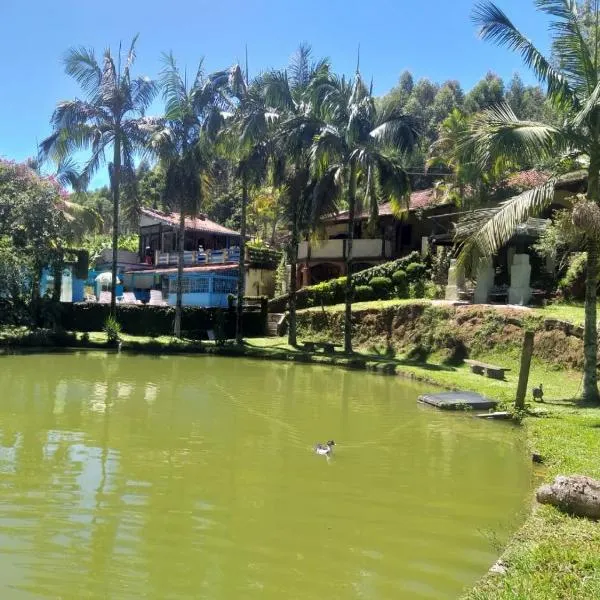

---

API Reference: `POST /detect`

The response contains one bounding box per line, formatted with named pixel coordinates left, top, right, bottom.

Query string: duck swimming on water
left=314, top=440, right=335, bottom=456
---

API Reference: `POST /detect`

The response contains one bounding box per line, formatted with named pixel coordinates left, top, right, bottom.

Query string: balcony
left=155, top=247, right=240, bottom=267
left=298, top=239, right=392, bottom=261
left=153, top=246, right=282, bottom=269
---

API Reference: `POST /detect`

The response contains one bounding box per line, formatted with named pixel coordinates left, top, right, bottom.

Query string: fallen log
left=536, top=475, right=600, bottom=519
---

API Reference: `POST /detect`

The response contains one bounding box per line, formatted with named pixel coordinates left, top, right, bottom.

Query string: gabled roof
left=140, top=207, right=241, bottom=237
left=326, top=188, right=450, bottom=224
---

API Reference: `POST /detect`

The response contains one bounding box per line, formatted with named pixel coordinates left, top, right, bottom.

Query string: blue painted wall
left=166, top=271, right=237, bottom=308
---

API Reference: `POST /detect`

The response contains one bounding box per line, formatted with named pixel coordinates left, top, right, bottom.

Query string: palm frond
left=63, top=47, right=102, bottom=97
left=311, top=165, right=343, bottom=224
left=131, top=76, right=157, bottom=114
left=124, top=34, right=140, bottom=72
left=260, top=70, right=295, bottom=112
left=456, top=178, right=556, bottom=264
left=536, top=0, right=595, bottom=95
left=56, top=157, right=89, bottom=192
left=472, top=1, right=577, bottom=109
left=470, top=102, right=571, bottom=168
left=572, top=79, right=600, bottom=128
left=373, top=152, right=411, bottom=216
left=310, top=125, right=346, bottom=170
left=370, top=109, right=417, bottom=152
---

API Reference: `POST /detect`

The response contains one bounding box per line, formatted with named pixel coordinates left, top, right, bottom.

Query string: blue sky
left=0, top=0, right=551, bottom=188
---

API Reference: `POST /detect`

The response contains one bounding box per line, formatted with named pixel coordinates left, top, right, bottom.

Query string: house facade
left=120, top=208, right=279, bottom=306
left=298, top=189, right=456, bottom=287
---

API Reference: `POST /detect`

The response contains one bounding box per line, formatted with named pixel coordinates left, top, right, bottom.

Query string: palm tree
left=151, top=54, right=224, bottom=338
left=40, top=36, right=157, bottom=316
left=459, top=1, right=600, bottom=403
left=261, top=45, right=332, bottom=346
left=215, top=65, right=275, bottom=343
left=309, top=71, right=417, bottom=353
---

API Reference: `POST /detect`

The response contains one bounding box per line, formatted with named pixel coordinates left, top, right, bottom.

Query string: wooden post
left=515, top=330, right=535, bottom=410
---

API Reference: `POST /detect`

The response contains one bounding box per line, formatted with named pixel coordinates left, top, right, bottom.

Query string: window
left=169, top=277, right=210, bottom=294
left=213, top=277, right=237, bottom=294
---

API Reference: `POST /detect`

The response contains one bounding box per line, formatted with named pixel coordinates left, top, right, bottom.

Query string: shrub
left=391, top=270, right=408, bottom=298
left=60, top=303, right=265, bottom=339
left=406, top=262, right=427, bottom=282
left=354, top=285, right=374, bottom=302
left=410, top=281, right=426, bottom=298
left=103, top=315, right=122, bottom=345
left=369, top=276, right=393, bottom=299
left=558, top=252, right=586, bottom=299
left=424, top=282, right=445, bottom=300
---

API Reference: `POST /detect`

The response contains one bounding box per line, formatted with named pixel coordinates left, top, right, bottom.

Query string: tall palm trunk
left=344, top=162, right=357, bottom=354
left=174, top=207, right=185, bottom=338
left=287, top=228, right=299, bottom=347
left=51, top=252, right=63, bottom=303
left=584, top=149, right=600, bottom=403
left=236, top=173, right=248, bottom=344
left=110, top=138, right=121, bottom=317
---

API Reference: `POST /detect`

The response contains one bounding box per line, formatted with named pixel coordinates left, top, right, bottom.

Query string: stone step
left=266, top=313, right=286, bottom=337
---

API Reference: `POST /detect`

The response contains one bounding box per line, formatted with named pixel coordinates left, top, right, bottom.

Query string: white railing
left=155, top=247, right=240, bottom=267
left=298, top=239, right=390, bottom=261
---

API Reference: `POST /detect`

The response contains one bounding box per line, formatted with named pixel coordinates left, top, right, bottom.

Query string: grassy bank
left=2, top=310, right=600, bottom=598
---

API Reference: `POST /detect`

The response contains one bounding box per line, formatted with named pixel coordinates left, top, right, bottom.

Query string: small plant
left=424, top=281, right=445, bottom=299
left=103, top=315, right=122, bottom=345
left=81, top=331, right=90, bottom=345
left=354, top=285, right=374, bottom=302
left=410, top=280, right=426, bottom=298
left=406, top=262, right=427, bottom=282
left=391, top=270, right=408, bottom=298
left=369, top=276, right=393, bottom=300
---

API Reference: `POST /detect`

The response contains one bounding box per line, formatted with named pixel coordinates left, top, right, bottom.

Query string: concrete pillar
left=421, top=236, right=430, bottom=257
left=445, top=259, right=466, bottom=301
left=508, top=253, right=532, bottom=305
left=474, top=258, right=494, bottom=304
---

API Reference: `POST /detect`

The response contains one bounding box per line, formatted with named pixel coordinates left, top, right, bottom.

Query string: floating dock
left=418, top=391, right=498, bottom=411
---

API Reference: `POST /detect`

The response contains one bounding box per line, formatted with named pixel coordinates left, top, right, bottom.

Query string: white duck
left=314, top=440, right=335, bottom=456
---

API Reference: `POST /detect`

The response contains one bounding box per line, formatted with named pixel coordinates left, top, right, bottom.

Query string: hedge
left=268, top=251, right=429, bottom=312
left=369, top=276, right=393, bottom=299
left=58, top=303, right=266, bottom=338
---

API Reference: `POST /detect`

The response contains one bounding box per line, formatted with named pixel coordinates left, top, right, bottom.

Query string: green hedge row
left=58, top=303, right=266, bottom=338
left=268, top=252, right=430, bottom=312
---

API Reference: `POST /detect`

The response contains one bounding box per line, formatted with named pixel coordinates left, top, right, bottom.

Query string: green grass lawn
left=299, top=297, right=429, bottom=313
left=533, top=302, right=589, bottom=326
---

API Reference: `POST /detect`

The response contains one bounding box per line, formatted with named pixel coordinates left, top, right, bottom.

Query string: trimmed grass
left=299, top=298, right=429, bottom=313
left=533, top=302, right=589, bottom=326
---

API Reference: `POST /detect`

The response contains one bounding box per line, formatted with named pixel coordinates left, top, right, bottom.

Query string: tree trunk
left=288, top=231, right=298, bottom=347
left=110, top=137, right=121, bottom=317
left=584, top=152, right=600, bottom=403
left=51, top=249, right=63, bottom=302
left=344, top=162, right=357, bottom=354
left=537, top=475, right=600, bottom=519
left=236, top=173, right=248, bottom=344
left=174, top=207, right=185, bottom=338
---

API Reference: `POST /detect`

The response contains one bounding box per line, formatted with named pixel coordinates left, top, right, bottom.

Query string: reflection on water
left=0, top=353, right=531, bottom=599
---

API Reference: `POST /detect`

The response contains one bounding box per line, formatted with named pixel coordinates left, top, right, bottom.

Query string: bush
left=103, top=315, right=122, bottom=345
left=410, top=281, right=426, bottom=298
left=406, top=262, right=427, bottom=282
left=391, top=270, right=408, bottom=298
left=369, top=276, right=393, bottom=299
left=424, top=282, right=445, bottom=300
left=352, top=251, right=421, bottom=286
left=60, top=303, right=266, bottom=338
left=354, top=285, right=374, bottom=302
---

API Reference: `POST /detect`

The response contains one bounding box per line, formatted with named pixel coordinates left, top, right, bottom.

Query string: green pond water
left=0, top=352, right=531, bottom=600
